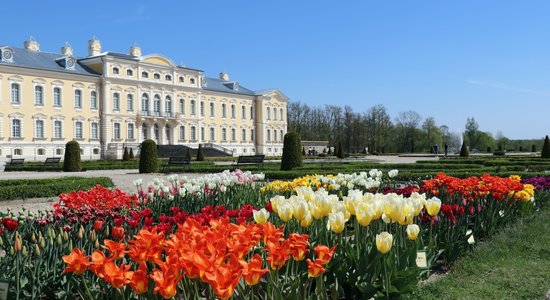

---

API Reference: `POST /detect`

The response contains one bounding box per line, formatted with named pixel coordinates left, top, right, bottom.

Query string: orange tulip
left=203, top=255, right=242, bottom=300
left=62, top=248, right=90, bottom=275
left=150, top=269, right=179, bottom=299
left=240, top=254, right=269, bottom=286
left=89, top=249, right=107, bottom=274
left=129, top=262, right=149, bottom=295
left=262, top=222, right=284, bottom=244
left=102, top=239, right=126, bottom=260
left=102, top=261, right=133, bottom=288
left=307, top=258, right=326, bottom=278
left=265, top=239, right=290, bottom=270
left=314, top=244, right=337, bottom=265
left=288, top=233, right=310, bottom=261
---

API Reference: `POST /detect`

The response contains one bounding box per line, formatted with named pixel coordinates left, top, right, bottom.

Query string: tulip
left=300, top=210, right=313, bottom=228
left=14, top=233, right=22, bottom=253
left=253, top=208, right=270, bottom=225
left=376, top=232, right=393, bottom=254
left=34, top=244, right=41, bottom=256
left=93, top=219, right=104, bottom=232
left=406, top=224, right=420, bottom=241
left=307, top=258, right=325, bottom=278
left=327, top=212, right=346, bottom=234
left=112, top=226, right=125, bottom=240
left=425, top=197, right=442, bottom=216
left=277, top=202, right=294, bottom=222
left=292, top=199, right=309, bottom=221
left=388, top=169, right=399, bottom=178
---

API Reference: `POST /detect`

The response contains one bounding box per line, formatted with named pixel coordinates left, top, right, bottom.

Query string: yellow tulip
left=292, top=198, right=309, bottom=221
left=406, top=224, right=420, bottom=241
left=327, top=212, right=346, bottom=234
left=355, top=204, right=375, bottom=227
left=376, top=231, right=393, bottom=254
left=253, top=208, right=270, bottom=224
left=277, top=202, right=294, bottom=222
left=300, top=210, right=313, bottom=228
left=270, top=195, right=285, bottom=213
left=425, top=197, right=442, bottom=217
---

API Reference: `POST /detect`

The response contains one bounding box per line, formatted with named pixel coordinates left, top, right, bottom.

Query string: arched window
left=190, top=78, right=195, bottom=84
left=274, top=130, right=277, bottom=142
left=200, top=101, right=205, bottom=117
left=267, top=107, right=271, bottom=120
left=191, top=100, right=196, bottom=115
left=210, top=102, right=215, bottom=117
left=53, top=87, right=62, bottom=107
left=126, top=69, right=133, bottom=76
left=179, top=98, right=185, bottom=114
left=273, top=107, right=277, bottom=120
left=231, top=104, right=236, bottom=119
left=231, top=128, right=236, bottom=141
left=280, top=108, right=284, bottom=121
left=222, top=104, right=227, bottom=118
left=210, top=128, right=215, bottom=141
left=179, top=76, right=184, bottom=83
left=141, top=93, right=149, bottom=114
left=251, top=106, right=254, bottom=119
left=280, top=130, right=284, bottom=141
left=241, top=105, right=246, bottom=119
left=11, top=119, right=21, bottom=138
left=179, top=125, right=185, bottom=141
left=165, top=96, right=172, bottom=116
left=35, top=86, right=43, bottom=106
left=153, top=95, right=161, bottom=116
left=267, top=129, right=271, bottom=142
left=154, top=73, right=160, bottom=80
left=142, top=124, right=148, bottom=140
left=11, top=83, right=20, bottom=104
left=166, top=125, right=171, bottom=143
left=154, top=124, right=159, bottom=141
left=191, top=126, right=196, bottom=141
left=141, top=71, right=149, bottom=78
left=222, top=128, right=227, bottom=141
left=251, top=129, right=255, bottom=141
left=242, top=129, right=246, bottom=142
left=75, top=89, right=82, bottom=108
left=112, top=67, right=120, bottom=75
left=165, top=75, right=172, bottom=81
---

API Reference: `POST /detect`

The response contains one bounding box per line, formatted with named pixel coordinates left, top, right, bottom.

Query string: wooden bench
left=162, top=157, right=191, bottom=172
left=40, top=157, right=61, bottom=171
left=233, top=155, right=265, bottom=170
left=7, top=158, right=24, bottom=171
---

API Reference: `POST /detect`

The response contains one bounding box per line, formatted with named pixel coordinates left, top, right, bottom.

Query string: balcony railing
left=139, top=110, right=150, bottom=116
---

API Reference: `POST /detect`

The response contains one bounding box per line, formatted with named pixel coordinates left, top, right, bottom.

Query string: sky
left=2, top=1, right=550, bottom=139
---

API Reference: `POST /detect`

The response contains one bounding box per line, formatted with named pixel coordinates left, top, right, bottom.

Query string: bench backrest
left=168, top=157, right=190, bottom=164
left=237, top=155, right=265, bottom=163
left=10, top=158, right=24, bottom=164
left=45, top=157, right=61, bottom=164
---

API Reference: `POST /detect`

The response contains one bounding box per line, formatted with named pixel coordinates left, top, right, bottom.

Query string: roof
left=0, top=46, right=100, bottom=76
left=202, top=77, right=257, bottom=96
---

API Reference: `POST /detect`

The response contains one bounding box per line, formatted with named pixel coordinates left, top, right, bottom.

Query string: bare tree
left=395, top=110, right=422, bottom=152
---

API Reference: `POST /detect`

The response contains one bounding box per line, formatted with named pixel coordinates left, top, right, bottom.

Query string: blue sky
left=3, top=1, right=550, bottom=139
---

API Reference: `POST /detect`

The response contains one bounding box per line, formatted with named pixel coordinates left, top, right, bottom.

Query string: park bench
left=7, top=158, right=25, bottom=171
left=233, top=155, right=265, bottom=170
left=162, top=157, right=191, bottom=172
left=40, top=157, right=61, bottom=171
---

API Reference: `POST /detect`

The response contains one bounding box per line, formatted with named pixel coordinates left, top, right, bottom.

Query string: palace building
left=0, top=37, right=287, bottom=161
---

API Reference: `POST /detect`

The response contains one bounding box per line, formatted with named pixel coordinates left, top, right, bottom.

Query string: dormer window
left=154, top=73, right=160, bottom=80
left=165, top=75, right=172, bottom=81
left=1, top=47, right=14, bottom=63
left=113, top=67, right=120, bottom=75
left=56, top=56, right=76, bottom=70
left=126, top=69, right=133, bottom=76
left=142, top=71, right=149, bottom=78
left=179, top=76, right=184, bottom=83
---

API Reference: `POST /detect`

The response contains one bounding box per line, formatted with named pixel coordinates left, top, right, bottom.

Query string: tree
left=122, top=147, right=130, bottom=161
left=532, top=144, right=536, bottom=153
left=395, top=110, right=422, bottom=153
left=366, top=105, right=393, bottom=153
left=281, top=132, right=303, bottom=170
left=196, top=144, right=205, bottom=161
left=129, top=148, right=135, bottom=159
left=185, top=147, right=192, bottom=161
left=337, top=143, right=345, bottom=158
left=139, top=139, right=158, bottom=173
left=542, top=135, right=550, bottom=158
left=460, top=140, right=469, bottom=157
left=63, top=140, right=82, bottom=172
left=465, top=117, right=480, bottom=150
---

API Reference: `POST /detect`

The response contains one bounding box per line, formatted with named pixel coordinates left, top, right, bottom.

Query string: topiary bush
left=337, top=143, right=345, bottom=159
left=185, top=147, right=192, bottom=160
left=532, top=144, right=536, bottom=153
left=63, top=140, right=82, bottom=172
left=542, top=135, right=550, bottom=158
left=122, top=147, right=130, bottom=161
left=460, top=141, right=470, bottom=157
left=139, top=139, right=159, bottom=173
left=197, top=144, right=205, bottom=161
left=281, top=132, right=303, bottom=170
left=129, top=148, right=135, bottom=159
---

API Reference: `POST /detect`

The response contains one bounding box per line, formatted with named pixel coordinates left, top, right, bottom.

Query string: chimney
left=88, top=37, right=102, bottom=56
left=24, top=36, right=40, bottom=52
left=61, top=42, right=73, bottom=56
left=129, top=44, right=142, bottom=57
left=219, top=72, right=229, bottom=81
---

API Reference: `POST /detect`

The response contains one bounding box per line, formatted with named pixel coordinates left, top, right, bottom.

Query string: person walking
left=434, top=144, right=439, bottom=157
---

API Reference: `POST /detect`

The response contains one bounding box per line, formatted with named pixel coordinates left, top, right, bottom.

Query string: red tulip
left=93, top=219, right=104, bottom=232
left=112, top=226, right=125, bottom=240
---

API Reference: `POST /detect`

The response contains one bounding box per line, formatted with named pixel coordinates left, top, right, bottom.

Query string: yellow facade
left=0, top=38, right=287, bottom=161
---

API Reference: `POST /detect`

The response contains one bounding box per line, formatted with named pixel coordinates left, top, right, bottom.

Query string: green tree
left=337, top=143, right=345, bottom=158
left=63, top=140, right=82, bottom=172
left=139, top=139, right=159, bottom=173
left=129, top=147, right=135, bottom=159
left=122, top=147, right=130, bottom=161
left=460, top=140, right=470, bottom=157
left=196, top=144, right=205, bottom=161
left=542, top=135, right=550, bottom=158
left=281, top=132, right=303, bottom=170
left=465, top=117, right=480, bottom=150
left=185, top=147, right=192, bottom=161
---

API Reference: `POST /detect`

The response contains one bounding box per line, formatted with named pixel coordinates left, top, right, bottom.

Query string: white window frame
left=11, top=83, right=21, bottom=104
left=35, top=119, right=45, bottom=139
left=74, top=89, right=82, bottom=109
left=127, top=94, right=134, bottom=112
left=75, top=121, right=83, bottom=139
left=90, top=90, right=98, bottom=109
left=34, top=85, right=44, bottom=106
left=113, top=92, right=120, bottom=111
left=127, top=123, right=135, bottom=140
left=113, top=122, right=121, bottom=139
left=53, top=87, right=62, bottom=107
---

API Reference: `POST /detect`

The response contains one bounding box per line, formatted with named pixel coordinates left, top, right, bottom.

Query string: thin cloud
left=115, top=5, right=148, bottom=23
left=467, top=80, right=550, bottom=96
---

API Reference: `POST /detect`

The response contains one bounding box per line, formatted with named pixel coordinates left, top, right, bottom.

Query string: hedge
left=0, top=177, right=114, bottom=201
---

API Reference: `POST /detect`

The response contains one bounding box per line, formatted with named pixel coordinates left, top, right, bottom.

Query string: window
left=179, top=125, right=185, bottom=140
left=165, top=75, right=172, bottom=81
left=113, top=93, right=120, bottom=111
left=267, top=108, right=271, bottom=120
left=35, top=86, right=44, bottom=106
left=142, top=71, right=149, bottom=78
left=274, top=130, right=277, bottom=142
left=165, top=126, right=171, bottom=143
left=11, top=83, right=20, bottom=104
left=179, top=98, right=185, bottom=114
left=242, top=129, right=246, bottom=142
left=191, top=100, right=196, bottom=115
left=231, top=128, right=236, bottom=142
left=251, top=129, right=255, bottom=141
left=113, top=67, right=119, bottom=75
left=141, top=94, right=149, bottom=113
left=35, top=120, right=44, bottom=138
left=75, top=89, right=82, bottom=108
left=11, top=119, right=21, bottom=137
left=242, top=105, right=246, bottom=119
left=153, top=95, right=161, bottom=116
left=153, top=124, right=159, bottom=141
left=142, top=124, right=148, bottom=140
left=127, top=123, right=134, bottom=139
left=91, top=122, right=98, bottom=139
left=273, top=108, right=277, bottom=120
left=222, top=128, right=227, bottom=141
left=14, top=149, right=22, bottom=156
left=113, top=123, right=121, bottom=139
left=93, top=148, right=100, bottom=155
left=90, top=91, right=98, bottom=109
left=210, top=128, right=215, bottom=141
left=231, top=104, right=236, bottom=119
left=267, top=129, right=271, bottom=142
left=280, top=108, right=284, bottom=121
left=222, top=104, right=227, bottom=118
left=127, top=94, right=134, bottom=112
left=179, top=76, right=184, bottom=83
left=191, top=126, right=196, bottom=141
left=165, top=96, right=172, bottom=116
left=201, top=127, right=205, bottom=141
left=251, top=106, right=254, bottom=119
left=190, top=78, right=195, bottom=84
left=75, top=121, right=83, bottom=139
left=56, top=148, right=63, bottom=155
left=210, top=102, right=215, bottom=117
left=200, top=102, right=205, bottom=117
left=127, top=69, right=133, bottom=76
left=53, top=87, right=62, bottom=107
left=37, top=148, right=46, bottom=155
left=154, top=73, right=160, bottom=80
left=280, top=130, right=284, bottom=142
left=54, top=120, right=62, bottom=138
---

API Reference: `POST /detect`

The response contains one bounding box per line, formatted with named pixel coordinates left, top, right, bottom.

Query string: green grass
left=404, top=206, right=550, bottom=300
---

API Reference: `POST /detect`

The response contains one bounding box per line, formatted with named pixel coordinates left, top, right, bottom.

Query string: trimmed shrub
left=122, top=147, right=130, bottom=161
left=197, top=144, right=205, bottom=161
left=532, top=144, right=536, bottom=153
left=542, top=135, right=550, bottom=158
left=139, top=139, right=159, bottom=173
left=302, top=147, right=307, bottom=156
left=63, top=140, right=82, bottom=172
left=129, top=148, right=135, bottom=159
left=0, top=177, right=113, bottom=201
left=493, top=150, right=506, bottom=156
left=460, top=141, right=470, bottom=157
left=281, top=132, right=303, bottom=170
left=337, top=143, right=345, bottom=159
left=185, top=147, right=192, bottom=160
